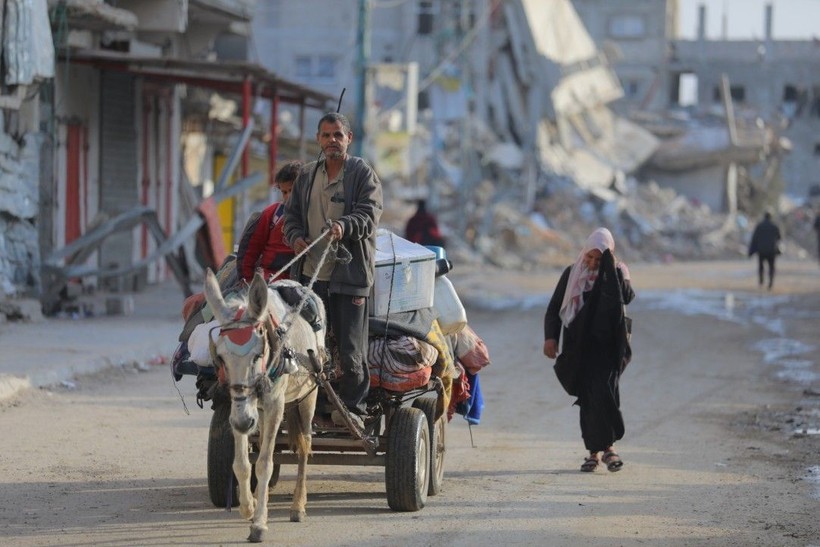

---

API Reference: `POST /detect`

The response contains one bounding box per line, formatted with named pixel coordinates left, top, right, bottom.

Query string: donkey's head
left=203, top=269, right=276, bottom=434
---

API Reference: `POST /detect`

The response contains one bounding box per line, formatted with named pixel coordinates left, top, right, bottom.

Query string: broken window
left=608, top=14, right=646, bottom=39
left=625, top=79, right=640, bottom=99
left=782, top=84, right=809, bottom=118
left=811, top=86, right=820, bottom=118
left=418, top=0, right=435, bottom=35
left=670, top=72, right=697, bottom=106
left=293, top=56, right=336, bottom=83
left=730, top=86, right=746, bottom=103
left=715, top=85, right=745, bottom=103
left=418, top=90, right=430, bottom=110
left=316, top=56, right=336, bottom=80
left=294, top=56, right=311, bottom=79
left=814, top=143, right=820, bottom=156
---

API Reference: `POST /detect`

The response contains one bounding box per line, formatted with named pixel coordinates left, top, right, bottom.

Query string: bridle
left=209, top=307, right=288, bottom=399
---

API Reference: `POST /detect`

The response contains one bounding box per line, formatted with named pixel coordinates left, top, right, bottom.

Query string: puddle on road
left=638, top=290, right=818, bottom=388
left=637, top=289, right=820, bottom=504
left=474, top=287, right=819, bottom=389
left=805, top=466, right=820, bottom=500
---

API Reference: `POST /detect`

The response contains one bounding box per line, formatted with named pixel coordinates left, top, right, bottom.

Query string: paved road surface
left=0, top=259, right=817, bottom=545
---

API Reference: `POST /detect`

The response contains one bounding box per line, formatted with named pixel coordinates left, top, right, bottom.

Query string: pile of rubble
left=382, top=174, right=813, bottom=272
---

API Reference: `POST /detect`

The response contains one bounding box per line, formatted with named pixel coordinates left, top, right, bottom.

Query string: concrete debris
left=0, top=298, right=43, bottom=322
left=372, top=0, right=810, bottom=268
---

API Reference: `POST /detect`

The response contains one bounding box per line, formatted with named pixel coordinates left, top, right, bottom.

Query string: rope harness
left=210, top=225, right=346, bottom=392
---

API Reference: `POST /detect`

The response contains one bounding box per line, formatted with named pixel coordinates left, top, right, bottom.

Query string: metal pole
left=242, top=76, right=251, bottom=178
left=269, top=92, right=279, bottom=188
left=354, top=0, right=370, bottom=157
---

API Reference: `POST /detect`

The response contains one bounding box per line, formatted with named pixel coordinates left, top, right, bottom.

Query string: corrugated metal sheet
left=99, top=71, right=138, bottom=274
left=4, top=0, right=55, bottom=85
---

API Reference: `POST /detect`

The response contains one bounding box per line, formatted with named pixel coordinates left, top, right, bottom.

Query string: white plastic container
left=371, top=230, right=436, bottom=316
left=433, top=275, right=468, bottom=334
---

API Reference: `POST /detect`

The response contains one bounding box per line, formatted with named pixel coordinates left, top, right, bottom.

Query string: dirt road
left=0, top=260, right=818, bottom=546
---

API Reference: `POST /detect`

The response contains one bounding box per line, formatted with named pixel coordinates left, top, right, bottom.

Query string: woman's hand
left=543, top=339, right=558, bottom=359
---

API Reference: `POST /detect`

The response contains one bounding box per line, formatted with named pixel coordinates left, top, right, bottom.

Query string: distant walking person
left=813, top=211, right=820, bottom=264
left=405, top=199, right=445, bottom=247
left=748, top=211, right=782, bottom=290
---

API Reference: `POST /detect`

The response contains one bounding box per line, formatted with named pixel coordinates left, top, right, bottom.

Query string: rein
left=211, top=225, right=340, bottom=394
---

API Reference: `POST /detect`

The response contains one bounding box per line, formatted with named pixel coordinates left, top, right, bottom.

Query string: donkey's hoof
left=290, top=509, right=306, bottom=522
left=247, top=525, right=265, bottom=543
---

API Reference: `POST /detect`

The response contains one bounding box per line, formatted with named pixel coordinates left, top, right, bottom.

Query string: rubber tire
left=207, top=404, right=261, bottom=507
left=207, top=403, right=239, bottom=507
left=412, top=396, right=445, bottom=496
left=385, top=406, right=430, bottom=512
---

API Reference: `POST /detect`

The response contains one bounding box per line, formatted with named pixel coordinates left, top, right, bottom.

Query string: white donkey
left=203, top=269, right=326, bottom=543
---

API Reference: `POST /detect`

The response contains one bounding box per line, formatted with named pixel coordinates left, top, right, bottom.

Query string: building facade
left=574, top=0, right=820, bottom=201
left=571, top=0, right=677, bottom=114
left=668, top=4, right=820, bottom=200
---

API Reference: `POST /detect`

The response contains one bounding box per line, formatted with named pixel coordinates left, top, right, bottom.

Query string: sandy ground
left=0, top=259, right=817, bottom=546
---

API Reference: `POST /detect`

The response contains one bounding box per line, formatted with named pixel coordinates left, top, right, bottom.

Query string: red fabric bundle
left=368, top=335, right=437, bottom=392
left=451, top=325, right=491, bottom=374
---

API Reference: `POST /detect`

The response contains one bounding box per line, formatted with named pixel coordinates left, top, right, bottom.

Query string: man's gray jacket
left=284, top=156, right=383, bottom=297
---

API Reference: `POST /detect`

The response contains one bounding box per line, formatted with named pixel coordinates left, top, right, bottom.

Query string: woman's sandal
left=580, top=455, right=599, bottom=472
left=602, top=451, right=624, bottom=472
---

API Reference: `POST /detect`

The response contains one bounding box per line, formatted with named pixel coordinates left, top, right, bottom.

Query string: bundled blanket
left=368, top=335, right=437, bottom=392
left=450, top=325, right=490, bottom=374
left=369, top=309, right=455, bottom=420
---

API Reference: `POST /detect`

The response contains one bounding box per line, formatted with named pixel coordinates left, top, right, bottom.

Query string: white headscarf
left=559, top=227, right=629, bottom=327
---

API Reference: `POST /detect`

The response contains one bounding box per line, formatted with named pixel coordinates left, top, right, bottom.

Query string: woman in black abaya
left=543, top=228, right=635, bottom=472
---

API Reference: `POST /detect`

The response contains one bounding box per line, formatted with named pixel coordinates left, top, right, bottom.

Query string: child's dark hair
left=275, top=161, right=302, bottom=184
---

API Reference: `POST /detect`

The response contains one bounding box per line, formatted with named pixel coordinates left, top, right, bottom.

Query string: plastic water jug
left=434, top=275, right=467, bottom=334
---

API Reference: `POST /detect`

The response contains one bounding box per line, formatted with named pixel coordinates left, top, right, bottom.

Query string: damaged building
left=575, top=1, right=820, bottom=204
left=2, top=0, right=817, bottom=315
left=254, top=0, right=816, bottom=267
left=2, top=0, right=338, bottom=314
left=0, top=0, right=54, bottom=298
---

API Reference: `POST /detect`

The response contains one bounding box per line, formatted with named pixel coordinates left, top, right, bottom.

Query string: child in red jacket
left=238, top=161, right=302, bottom=282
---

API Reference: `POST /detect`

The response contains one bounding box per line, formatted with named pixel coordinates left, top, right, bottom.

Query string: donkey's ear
left=203, top=268, right=231, bottom=324
left=246, top=272, right=269, bottom=321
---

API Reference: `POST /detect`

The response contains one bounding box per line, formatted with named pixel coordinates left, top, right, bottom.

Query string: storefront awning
left=62, top=50, right=337, bottom=110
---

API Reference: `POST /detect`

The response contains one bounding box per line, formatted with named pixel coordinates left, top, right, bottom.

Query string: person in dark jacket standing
left=748, top=211, right=782, bottom=290
left=544, top=228, right=635, bottom=473
left=284, top=113, right=383, bottom=424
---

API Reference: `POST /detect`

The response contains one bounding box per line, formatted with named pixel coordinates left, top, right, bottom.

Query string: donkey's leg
left=232, top=431, right=256, bottom=520
left=289, top=389, right=317, bottom=522
left=248, top=394, right=285, bottom=543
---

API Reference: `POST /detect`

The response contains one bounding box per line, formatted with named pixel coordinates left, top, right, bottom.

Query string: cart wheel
left=385, top=406, right=430, bottom=512
left=208, top=404, right=262, bottom=507
left=207, top=403, right=239, bottom=507
left=412, top=396, right=445, bottom=496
